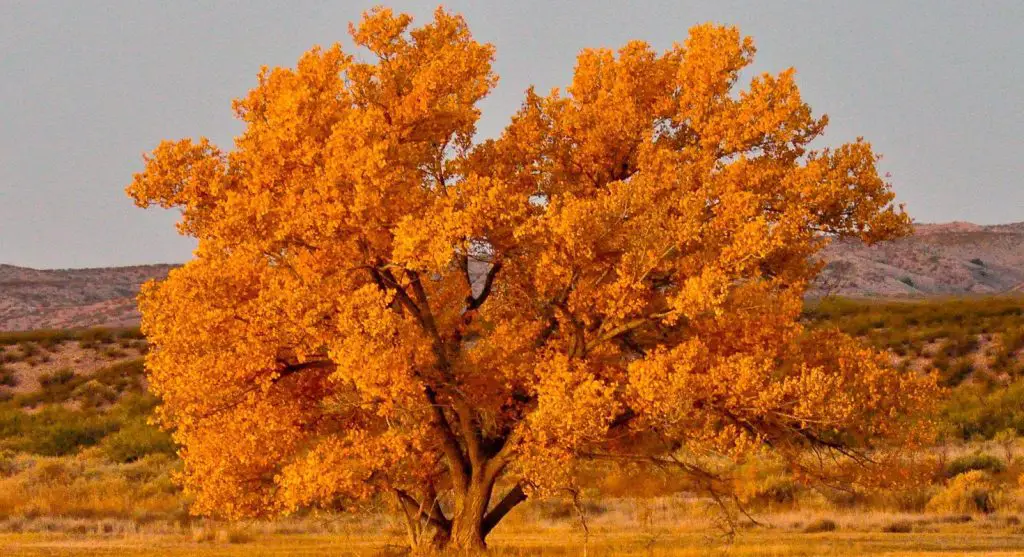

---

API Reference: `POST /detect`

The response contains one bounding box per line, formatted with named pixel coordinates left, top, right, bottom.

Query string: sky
left=0, top=1, right=1021, bottom=269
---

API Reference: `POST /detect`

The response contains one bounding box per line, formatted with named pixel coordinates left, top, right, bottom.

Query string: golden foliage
left=925, top=471, right=1002, bottom=514
left=127, top=6, right=935, bottom=548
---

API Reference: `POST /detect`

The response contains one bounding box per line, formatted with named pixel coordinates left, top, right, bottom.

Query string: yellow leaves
left=530, top=353, right=621, bottom=447
left=126, top=138, right=227, bottom=237
left=128, top=9, right=929, bottom=520
left=672, top=267, right=730, bottom=318
left=348, top=7, right=414, bottom=55
left=127, top=137, right=224, bottom=208
left=674, top=23, right=755, bottom=130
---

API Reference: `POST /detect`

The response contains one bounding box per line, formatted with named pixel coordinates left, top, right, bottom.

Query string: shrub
left=0, top=367, right=17, bottom=388
left=18, top=343, right=40, bottom=359
left=881, top=520, right=914, bottom=533
left=888, top=486, right=937, bottom=513
left=101, top=421, right=176, bottom=463
left=192, top=527, right=216, bottom=543
left=0, top=330, right=75, bottom=347
left=72, top=380, right=119, bottom=409
left=926, top=471, right=1001, bottom=514
left=16, top=359, right=146, bottom=408
left=942, top=381, right=1024, bottom=440
left=0, top=449, right=19, bottom=477
left=38, top=368, right=75, bottom=388
left=945, top=453, right=1006, bottom=478
left=0, top=455, right=180, bottom=520
left=101, top=347, right=128, bottom=360
left=0, top=407, right=117, bottom=456
left=79, top=329, right=116, bottom=346
left=216, top=527, right=254, bottom=544
left=733, top=460, right=800, bottom=508
left=22, top=420, right=114, bottom=457
left=802, top=518, right=837, bottom=533
left=939, top=358, right=974, bottom=388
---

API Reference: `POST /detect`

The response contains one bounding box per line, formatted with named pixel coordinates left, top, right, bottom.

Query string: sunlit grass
left=3, top=527, right=1024, bottom=556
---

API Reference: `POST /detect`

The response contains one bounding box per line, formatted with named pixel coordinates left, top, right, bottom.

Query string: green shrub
left=100, top=347, right=128, bottom=360
left=38, top=368, right=75, bottom=389
left=72, top=380, right=119, bottom=409
left=888, top=486, right=937, bottom=513
left=943, top=381, right=1024, bottom=440
left=101, top=421, right=176, bottom=463
left=16, top=359, right=145, bottom=408
left=18, top=419, right=114, bottom=456
left=109, top=392, right=161, bottom=421
left=17, top=343, right=40, bottom=360
left=79, top=329, right=116, bottom=346
left=945, top=453, right=1005, bottom=478
left=734, top=460, right=800, bottom=508
left=0, top=367, right=17, bottom=388
left=0, top=407, right=117, bottom=456
left=940, top=358, right=975, bottom=388
left=216, top=528, right=254, bottom=544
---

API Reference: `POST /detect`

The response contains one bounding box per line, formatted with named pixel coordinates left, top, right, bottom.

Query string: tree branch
left=585, top=311, right=674, bottom=353
left=466, top=260, right=502, bottom=311
left=395, top=488, right=451, bottom=533
left=482, top=483, right=528, bottom=536
left=424, top=386, right=471, bottom=493
left=406, top=269, right=488, bottom=475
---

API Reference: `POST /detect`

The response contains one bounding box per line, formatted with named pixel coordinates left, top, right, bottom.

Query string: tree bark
left=448, top=478, right=494, bottom=552
left=422, top=475, right=528, bottom=552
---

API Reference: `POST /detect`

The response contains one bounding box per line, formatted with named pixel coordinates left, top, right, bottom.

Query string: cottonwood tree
left=128, top=7, right=936, bottom=552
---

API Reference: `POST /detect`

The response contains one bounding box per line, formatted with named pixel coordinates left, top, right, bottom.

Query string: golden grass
left=1, top=504, right=1023, bottom=555
left=3, top=525, right=1024, bottom=556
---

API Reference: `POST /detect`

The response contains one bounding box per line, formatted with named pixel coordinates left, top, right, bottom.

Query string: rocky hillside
left=0, top=264, right=175, bottom=331
left=815, top=222, right=1024, bottom=297
left=0, top=221, right=1021, bottom=330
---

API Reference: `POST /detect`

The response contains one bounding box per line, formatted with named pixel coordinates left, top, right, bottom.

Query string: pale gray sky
left=1, top=1, right=1021, bottom=269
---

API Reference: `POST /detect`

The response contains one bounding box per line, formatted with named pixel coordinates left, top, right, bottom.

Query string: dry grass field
left=3, top=519, right=1024, bottom=556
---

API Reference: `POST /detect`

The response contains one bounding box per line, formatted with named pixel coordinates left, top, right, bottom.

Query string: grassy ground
left=2, top=509, right=1024, bottom=555
left=3, top=529, right=1024, bottom=556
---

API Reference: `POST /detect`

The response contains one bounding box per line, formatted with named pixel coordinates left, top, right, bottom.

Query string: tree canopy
left=128, top=7, right=936, bottom=551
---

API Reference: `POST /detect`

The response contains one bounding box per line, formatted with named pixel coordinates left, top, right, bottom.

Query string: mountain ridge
left=2, top=221, right=1022, bottom=331
left=0, top=263, right=176, bottom=331
left=815, top=221, right=1024, bottom=298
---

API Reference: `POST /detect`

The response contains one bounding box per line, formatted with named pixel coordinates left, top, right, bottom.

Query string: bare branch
left=482, top=483, right=528, bottom=536
left=466, top=261, right=502, bottom=311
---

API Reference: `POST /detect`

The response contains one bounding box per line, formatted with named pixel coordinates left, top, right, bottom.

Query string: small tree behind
left=128, top=7, right=936, bottom=552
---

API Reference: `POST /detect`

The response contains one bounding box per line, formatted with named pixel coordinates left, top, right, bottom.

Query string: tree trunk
left=447, top=479, right=494, bottom=552
left=399, top=453, right=527, bottom=552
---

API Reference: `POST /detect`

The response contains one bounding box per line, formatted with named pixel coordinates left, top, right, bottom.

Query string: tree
left=127, top=7, right=937, bottom=552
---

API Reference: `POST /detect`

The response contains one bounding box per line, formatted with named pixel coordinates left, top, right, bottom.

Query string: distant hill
left=0, top=264, right=175, bottom=331
left=814, top=222, right=1024, bottom=297
left=1, top=221, right=1021, bottom=330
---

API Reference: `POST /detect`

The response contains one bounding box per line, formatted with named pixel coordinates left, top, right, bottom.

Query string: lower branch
left=395, top=488, right=452, bottom=534
left=482, top=483, right=528, bottom=536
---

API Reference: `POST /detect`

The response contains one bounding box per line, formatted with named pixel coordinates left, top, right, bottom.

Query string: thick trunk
left=447, top=480, right=493, bottom=552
